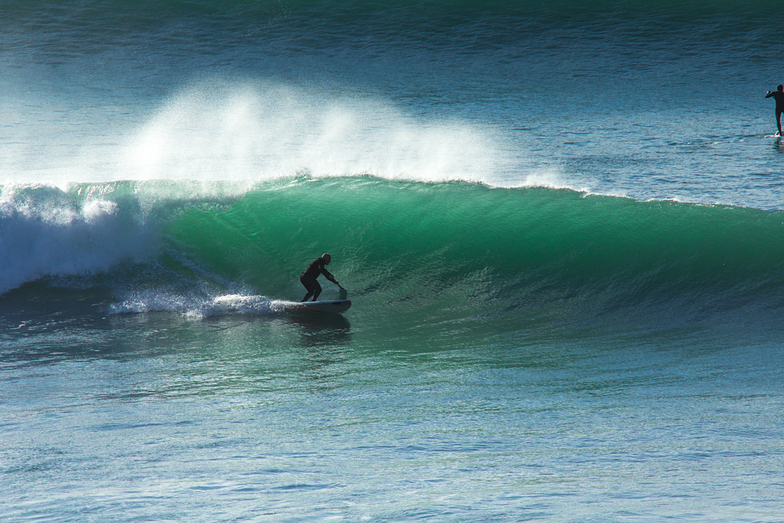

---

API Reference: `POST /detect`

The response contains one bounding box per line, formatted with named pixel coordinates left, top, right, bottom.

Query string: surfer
left=300, top=253, right=342, bottom=302
left=765, top=84, right=784, bottom=136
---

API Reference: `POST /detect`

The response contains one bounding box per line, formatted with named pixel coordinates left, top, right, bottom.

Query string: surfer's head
left=778, top=85, right=783, bottom=92
left=322, top=253, right=332, bottom=264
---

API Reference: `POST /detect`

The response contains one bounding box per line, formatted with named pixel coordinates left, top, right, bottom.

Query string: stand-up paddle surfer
left=766, top=84, right=784, bottom=136
left=300, top=253, right=342, bottom=302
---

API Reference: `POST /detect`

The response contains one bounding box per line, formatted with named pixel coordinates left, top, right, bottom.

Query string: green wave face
left=164, top=177, right=784, bottom=334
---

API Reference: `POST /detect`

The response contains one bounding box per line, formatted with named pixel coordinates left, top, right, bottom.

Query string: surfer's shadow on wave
left=284, top=313, right=352, bottom=347
left=205, top=309, right=352, bottom=347
left=773, top=136, right=784, bottom=154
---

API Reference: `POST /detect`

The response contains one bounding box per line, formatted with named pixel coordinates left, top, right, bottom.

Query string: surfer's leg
left=777, top=110, right=782, bottom=135
left=301, top=276, right=317, bottom=302
left=312, top=281, right=322, bottom=301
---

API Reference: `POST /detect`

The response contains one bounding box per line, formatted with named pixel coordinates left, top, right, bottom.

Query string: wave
left=3, top=177, right=783, bottom=332
left=0, top=180, right=245, bottom=296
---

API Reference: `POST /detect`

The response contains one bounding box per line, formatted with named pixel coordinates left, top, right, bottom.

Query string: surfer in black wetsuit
left=300, top=253, right=342, bottom=301
left=766, top=85, right=784, bottom=136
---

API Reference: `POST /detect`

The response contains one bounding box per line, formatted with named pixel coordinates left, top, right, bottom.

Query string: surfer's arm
left=322, top=268, right=339, bottom=285
left=766, top=91, right=774, bottom=98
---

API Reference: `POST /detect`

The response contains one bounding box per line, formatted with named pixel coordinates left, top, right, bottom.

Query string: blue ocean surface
left=2, top=1, right=784, bottom=521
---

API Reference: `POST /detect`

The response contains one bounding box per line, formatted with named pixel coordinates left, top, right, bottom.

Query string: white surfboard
left=283, top=299, right=352, bottom=314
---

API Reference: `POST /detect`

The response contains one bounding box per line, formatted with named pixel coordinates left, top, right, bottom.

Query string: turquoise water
left=2, top=1, right=784, bottom=521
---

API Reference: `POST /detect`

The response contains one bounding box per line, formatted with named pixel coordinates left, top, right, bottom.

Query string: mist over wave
left=125, top=82, right=516, bottom=184
left=1, top=81, right=532, bottom=188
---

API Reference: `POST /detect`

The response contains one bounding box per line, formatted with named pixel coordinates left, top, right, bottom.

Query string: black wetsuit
left=766, top=90, right=784, bottom=133
left=300, top=258, right=334, bottom=300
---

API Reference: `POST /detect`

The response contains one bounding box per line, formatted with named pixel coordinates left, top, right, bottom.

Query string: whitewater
left=2, top=1, right=784, bottom=522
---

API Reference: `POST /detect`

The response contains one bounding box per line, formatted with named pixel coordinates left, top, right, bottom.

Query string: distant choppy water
left=2, top=1, right=784, bottom=522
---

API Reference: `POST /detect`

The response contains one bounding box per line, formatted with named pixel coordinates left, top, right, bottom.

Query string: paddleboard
left=283, top=299, right=352, bottom=314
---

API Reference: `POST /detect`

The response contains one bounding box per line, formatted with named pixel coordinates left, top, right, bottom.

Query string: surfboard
left=283, top=299, right=352, bottom=314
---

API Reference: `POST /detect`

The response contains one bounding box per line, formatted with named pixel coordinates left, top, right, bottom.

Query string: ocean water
left=2, top=1, right=784, bottom=521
